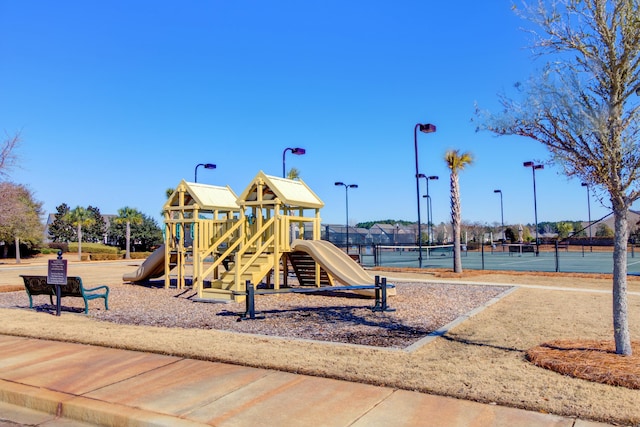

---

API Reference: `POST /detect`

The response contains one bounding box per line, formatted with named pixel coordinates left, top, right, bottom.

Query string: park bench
left=20, top=275, right=110, bottom=314
left=231, top=276, right=394, bottom=320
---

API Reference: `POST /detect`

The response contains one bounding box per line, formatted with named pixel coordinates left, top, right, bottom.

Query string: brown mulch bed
left=0, top=281, right=509, bottom=349
left=526, top=340, right=640, bottom=390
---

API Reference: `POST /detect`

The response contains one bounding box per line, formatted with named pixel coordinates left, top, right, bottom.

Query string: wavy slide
left=123, top=245, right=172, bottom=283
left=290, top=239, right=395, bottom=296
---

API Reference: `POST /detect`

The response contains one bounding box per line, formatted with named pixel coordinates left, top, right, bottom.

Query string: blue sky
left=0, top=1, right=618, bottom=229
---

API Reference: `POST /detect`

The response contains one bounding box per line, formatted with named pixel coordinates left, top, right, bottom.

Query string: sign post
left=47, top=251, right=67, bottom=316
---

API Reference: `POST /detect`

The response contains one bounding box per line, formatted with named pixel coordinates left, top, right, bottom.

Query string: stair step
left=200, top=288, right=235, bottom=301
left=288, top=252, right=331, bottom=286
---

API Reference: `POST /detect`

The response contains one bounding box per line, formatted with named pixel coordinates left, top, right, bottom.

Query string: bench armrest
left=84, top=285, right=109, bottom=293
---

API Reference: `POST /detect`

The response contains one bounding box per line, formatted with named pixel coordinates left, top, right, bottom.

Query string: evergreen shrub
left=130, top=252, right=152, bottom=259
left=68, top=243, right=119, bottom=254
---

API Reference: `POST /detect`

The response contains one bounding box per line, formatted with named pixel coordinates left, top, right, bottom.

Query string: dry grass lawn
left=0, top=259, right=639, bottom=425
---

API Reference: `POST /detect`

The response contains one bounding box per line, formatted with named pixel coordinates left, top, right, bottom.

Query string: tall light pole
left=418, top=174, right=438, bottom=244
left=494, top=189, right=504, bottom=242
left=523, top=161, right=543, bottom=255
left=335, top=182, right=357, bottom=252
left=194, top=163, right=216, bottom=182
left=414, top=123, right=437, bottom=267
left=581, top=182, right=592, bottom=250
left=282, top=147, right=306, bottom=178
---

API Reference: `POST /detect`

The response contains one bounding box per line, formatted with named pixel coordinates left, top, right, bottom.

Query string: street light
left=414, top=122, right=437, bottom=267
left=282, top=147, right=306, bottom=178
left=194, top=163, right=216, bottom=182
left=335, top=182, right=358, bottom=253
left=581, top=182, right=592, bottom=250
left=523, top=161, right=544, bottom=255
left=418, top=174, right=438, bottom=244
left=493, top=189, right=504, bottom=242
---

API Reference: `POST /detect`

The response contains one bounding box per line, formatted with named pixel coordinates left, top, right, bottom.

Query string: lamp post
left=282, top=147, right=306, bottom=178
left=493, top=189, right=504, bottom=242
left=418, top=174, right=438, bottom=244
left=523, top=161, right=543, bottom=255
left=194, top=163, right=216, bottom=182
left=414, top=123, right=437, bottom=268
left=335, top=182, right=357, bottom=252
left=581, top=182, right=592, bottom=250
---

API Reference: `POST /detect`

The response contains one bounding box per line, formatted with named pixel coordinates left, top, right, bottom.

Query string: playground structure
left=124, top=171, right=386, bottom=301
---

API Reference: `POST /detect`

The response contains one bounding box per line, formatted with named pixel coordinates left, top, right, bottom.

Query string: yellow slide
left=290, top=239, right=395, bottom=296
left=122, top=245, right=171, bottom=283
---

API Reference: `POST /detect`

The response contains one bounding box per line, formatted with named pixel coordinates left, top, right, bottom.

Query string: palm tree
left=114, top=207, right=144, bottom=259
left=65, top=206, right=95, bottom=261
left=444, top=150, right=474, bottom=273
left=286, top=167, right=301, bottom=180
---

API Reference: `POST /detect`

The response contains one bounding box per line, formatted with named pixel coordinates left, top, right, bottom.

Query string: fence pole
left=481, top=241, right=485, bottom=270
left=555, top=241, right=559, bottom=272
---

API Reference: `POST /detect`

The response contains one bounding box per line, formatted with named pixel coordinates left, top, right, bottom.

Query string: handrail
left=202, top=219, right=242, bottom=260
left=234, top=216, right=275, bottom=286
left=241, top=216, right=276, bottom=253
left=238, top=235, right=275, bottom=278
left=198, top=220, right=245, bottom=288
left=199, top=237, right=243, bottom=288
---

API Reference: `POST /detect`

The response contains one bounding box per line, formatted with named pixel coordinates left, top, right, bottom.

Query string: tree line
left=47, top=204, right=162, bottom=259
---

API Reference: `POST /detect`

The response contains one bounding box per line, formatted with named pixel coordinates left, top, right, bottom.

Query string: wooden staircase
left=288, top=251, right=332, bottom=286
left=200, top=253, right=274, bottom=301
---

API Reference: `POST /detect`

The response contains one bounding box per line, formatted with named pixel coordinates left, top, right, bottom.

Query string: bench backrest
left=20, top=275, right=54, bottom=296
left=20, top=275, right=84, bottom=297
left=57, top=276, right=83, bottom=297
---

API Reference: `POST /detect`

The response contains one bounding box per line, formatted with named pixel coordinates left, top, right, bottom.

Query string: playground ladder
left=288, top=252, right=332, bottom=286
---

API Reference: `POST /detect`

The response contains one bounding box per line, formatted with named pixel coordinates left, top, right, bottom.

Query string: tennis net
left=376, top=244, right=455, bottom=264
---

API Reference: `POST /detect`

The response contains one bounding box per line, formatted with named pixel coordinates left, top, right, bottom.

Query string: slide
left=290, top=239, right=395, bottom=296
left=123, top=245, right=172, bottom=282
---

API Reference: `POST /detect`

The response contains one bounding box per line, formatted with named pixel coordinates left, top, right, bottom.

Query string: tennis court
left=359, top=244, right=640, bottom=275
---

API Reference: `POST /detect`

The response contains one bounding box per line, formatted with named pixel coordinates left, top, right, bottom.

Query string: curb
left=0, top=379, right=207, bottom=427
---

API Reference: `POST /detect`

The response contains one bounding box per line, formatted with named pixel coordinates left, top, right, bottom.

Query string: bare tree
left=0, top=182, right=44, bottom=262
left=0, top=131, right=21, bottom=179
left=478, top=0, right=640, bottom=355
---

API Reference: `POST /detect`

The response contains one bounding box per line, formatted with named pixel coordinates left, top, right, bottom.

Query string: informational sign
left=47, top=259, right=68, bottom=285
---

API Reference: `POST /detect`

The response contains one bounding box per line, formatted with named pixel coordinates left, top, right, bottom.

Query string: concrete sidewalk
left=0, top=335, right=612, bottom=427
